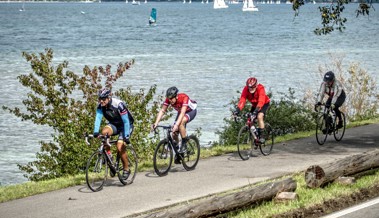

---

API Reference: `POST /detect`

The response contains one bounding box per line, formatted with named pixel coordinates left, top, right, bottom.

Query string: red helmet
left=246, top=77, right=258, bottom=88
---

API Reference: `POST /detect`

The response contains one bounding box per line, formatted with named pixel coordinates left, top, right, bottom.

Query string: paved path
left=1, top=123, right=378, bottom=218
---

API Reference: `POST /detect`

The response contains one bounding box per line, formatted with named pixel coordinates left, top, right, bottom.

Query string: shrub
left=303, top=55, right=379, bottom=122
left=216, top=88, right=315, bottom=146
left=2, top=49, right=162, bottom=181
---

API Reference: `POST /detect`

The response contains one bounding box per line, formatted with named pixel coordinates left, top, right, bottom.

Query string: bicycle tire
left=86, top=151, right=107, bottom=192
left=334, top=112, right=346, bottom=141
left=237, top=125, right=252, bottom=160
left=182, top=135, right=200, bottom=171
left=153, top=139, right=173, bottom=176
left=316, top=113, right=329, bottom=145
left=259, top=123, right=274, bottom=156
left=118, top=145, right=138, bottom=185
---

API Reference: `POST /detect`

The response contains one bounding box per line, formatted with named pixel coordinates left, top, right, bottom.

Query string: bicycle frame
left=236, top=112, right=274, bottom=160
left=85, top=134, right=118, bottom=175
left=155, top=125, right=180, bottom=155
left=315, top=103, right=346, bottom=145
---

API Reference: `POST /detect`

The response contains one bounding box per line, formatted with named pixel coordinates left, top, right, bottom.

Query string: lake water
left=0, top=2, right=378, bottom=185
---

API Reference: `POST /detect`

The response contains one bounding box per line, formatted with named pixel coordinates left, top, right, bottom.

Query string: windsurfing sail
left=149, top=8, right=157, bottom=25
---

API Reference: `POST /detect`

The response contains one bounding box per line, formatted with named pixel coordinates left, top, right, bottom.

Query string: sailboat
left=19, top=2, right=25, bottom=12
left=242, top=0, right=258, bottom=11
left=148, top=8, right=157, bottom=26
left=213, top=0, right=228, bottom=9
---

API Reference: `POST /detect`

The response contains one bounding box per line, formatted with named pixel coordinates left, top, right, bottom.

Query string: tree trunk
left=305, top=149, right=379, bottom=188
left=141, top=178, right=296, bottom=218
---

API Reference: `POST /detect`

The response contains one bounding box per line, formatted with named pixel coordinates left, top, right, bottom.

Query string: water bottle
left=250, top=125, right=257, bottom=139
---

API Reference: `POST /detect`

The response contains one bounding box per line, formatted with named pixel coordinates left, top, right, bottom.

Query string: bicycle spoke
left=260, top=123, right=274, bottom=156
left=118, top=145, right=138, bottom=185
left=86, top=152, right=107, bottom=192
left=153, top=140, right=173, bottom=176
left=316, top=114, right=328, bottom=145
left=237, top=126, right=252, bottom=160
left=182, top=135, right=200, bottom=171
left=334, top=112, right=346, bottom=141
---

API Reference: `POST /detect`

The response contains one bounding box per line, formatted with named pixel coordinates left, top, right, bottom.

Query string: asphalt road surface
left=1, top=123, right=378, bottom=218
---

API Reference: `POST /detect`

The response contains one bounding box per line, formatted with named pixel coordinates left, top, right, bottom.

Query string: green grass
left=226, top=170, right=379, bottom=218
left=1, top=117, right=378, bottom=205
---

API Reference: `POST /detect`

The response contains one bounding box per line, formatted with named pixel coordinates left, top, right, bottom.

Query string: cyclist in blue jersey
left=93, top=88, right=134, bottom=180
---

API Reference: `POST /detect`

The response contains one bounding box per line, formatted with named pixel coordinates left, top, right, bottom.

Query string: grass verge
left=225, top=170, right=379, bottom=218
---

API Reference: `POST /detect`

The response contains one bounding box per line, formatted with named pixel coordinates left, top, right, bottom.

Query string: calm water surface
left=0, top=2, right=378, bottom=185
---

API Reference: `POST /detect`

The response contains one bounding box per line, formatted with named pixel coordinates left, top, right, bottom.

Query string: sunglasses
left=98, top=97, right=108, bottom=101
left=248, top=86, right=256, bottom=89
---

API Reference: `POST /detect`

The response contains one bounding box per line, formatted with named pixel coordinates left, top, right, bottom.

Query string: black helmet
left=98, top=88, right=111, bottom=98
left=323, top=71, right=335, bottom=82
left=166, top=86, right=179, bottom=99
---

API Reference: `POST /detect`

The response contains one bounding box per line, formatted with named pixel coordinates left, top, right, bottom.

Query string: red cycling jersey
left=237, top=84, right=270, bottom=111
left=163, top=93, right=197, bottom=112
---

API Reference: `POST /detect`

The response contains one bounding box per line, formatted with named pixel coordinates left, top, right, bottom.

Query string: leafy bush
left=303, top=55, right=379, bottom=123
left=2, top=49, right=162, bottom=181
left=216, top=88, right=315, bottom=146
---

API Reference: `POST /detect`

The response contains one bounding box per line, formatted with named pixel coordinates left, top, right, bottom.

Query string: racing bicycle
left=315, top=104, right=346, bottom=145
left=235, top=112, right=274, bottom=160
left=85, top=134, right=138, bottom=192
left=152, top=125, right=200, bottom=176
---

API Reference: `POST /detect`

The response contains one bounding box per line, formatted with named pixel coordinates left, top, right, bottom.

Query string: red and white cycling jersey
left=163, top=93, right=197, bottom=112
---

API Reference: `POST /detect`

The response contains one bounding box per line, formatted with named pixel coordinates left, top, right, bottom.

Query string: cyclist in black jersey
left=93, top=88, right=134, bottom=180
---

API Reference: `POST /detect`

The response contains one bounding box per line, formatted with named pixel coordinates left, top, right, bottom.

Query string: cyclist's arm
left=175, top=104, right=187, bottom=128
left=256, top=85, right=267, bottom=109
left=121, top=113, right=130, bottom=138
left=237, top=86, right=248, bottom=111
left=118, top=102, right=131, bottom=138
left=154, top=104, right=168, bottom=126
left=316, top=82, right=326, bottom=103
left=93, top=108, right=103, bottom=133
left=331, top=80, right=343, bottom=104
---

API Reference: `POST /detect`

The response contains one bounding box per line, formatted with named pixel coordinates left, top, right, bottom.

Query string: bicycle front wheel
left=334, top=112, right=346, bottom=141
left=316, top=114, right=328, bottom=145
left=153, top=139, right=173, bottom=176
left=237, top=125, right=252, bottom=160
left=86, top=151, right=108, bottom=192
left=118, top=145, right=138, bottom=185
left=259, top=123, right=274, bottom=156
left=182, top=135, right=200, bottom=171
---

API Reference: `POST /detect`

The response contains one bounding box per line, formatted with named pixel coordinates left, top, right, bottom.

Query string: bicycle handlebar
left=152, top=124, right=172, bottom=135
left=84, top=133, right=111, bottom=147
left=232, top=112, right=257, bottom=123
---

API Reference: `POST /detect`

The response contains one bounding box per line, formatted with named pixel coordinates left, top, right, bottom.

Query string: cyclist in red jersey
left=152, top=86, right=197, bottom=163
left=234, top=77, right=270, bottom=143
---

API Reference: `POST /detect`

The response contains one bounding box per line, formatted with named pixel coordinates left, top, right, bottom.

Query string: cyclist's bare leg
left=178, top=118, right=188, bottom=139
left=257, top=112, right=265, bottom=129
left=101, top=126, right=113, bottom=153
left=117, top=141, right=129, bottom=171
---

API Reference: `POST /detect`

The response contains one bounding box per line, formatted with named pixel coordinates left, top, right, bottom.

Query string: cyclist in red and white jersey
left=152, top=87, right=197, bottom=162
left=234, top=77, right=270, bottom=143
left=315, top=71, right=346, bottom=129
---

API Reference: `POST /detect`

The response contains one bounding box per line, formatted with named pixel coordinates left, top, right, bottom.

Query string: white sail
left=214, top=0, right=228, bottom=9
left=242, top=0, right=258, bottom=11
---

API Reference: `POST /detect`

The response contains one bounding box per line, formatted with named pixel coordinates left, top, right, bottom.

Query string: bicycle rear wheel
left=86, top=151, right=107, bottom=192
left=334, top=112, right=346, bottom=141
left=153, top=139, right=173, bottom=176
left=182, top=135, right=200, bottom=171
left=316, top=114, right=329, bottom=145
left=118, top=145, right=138, bottom=185
left=237, top=125, right=252, bottom=160
left=259, top=123, right=274, bottom=156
